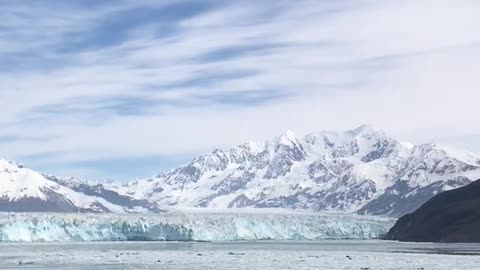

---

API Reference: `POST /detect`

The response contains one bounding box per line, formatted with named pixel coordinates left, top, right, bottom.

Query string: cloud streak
left=1, top=0, right=480, bottom=180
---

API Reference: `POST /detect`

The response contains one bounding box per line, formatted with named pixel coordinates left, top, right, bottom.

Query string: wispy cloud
left=1, top=0, right=480, bottom=180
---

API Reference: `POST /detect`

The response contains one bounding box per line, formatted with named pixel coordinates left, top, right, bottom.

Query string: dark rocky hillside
left=385, top=179, right=480, bottom=242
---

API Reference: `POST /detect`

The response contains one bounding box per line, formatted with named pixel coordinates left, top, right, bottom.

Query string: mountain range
left=2, top=125, right=480, bottom=217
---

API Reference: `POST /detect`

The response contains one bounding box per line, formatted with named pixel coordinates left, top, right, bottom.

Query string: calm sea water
left=1, top=240, right=479, bottom=269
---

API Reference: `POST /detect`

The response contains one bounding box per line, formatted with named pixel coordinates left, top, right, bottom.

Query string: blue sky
left=1, top=0, right=480, bottom=181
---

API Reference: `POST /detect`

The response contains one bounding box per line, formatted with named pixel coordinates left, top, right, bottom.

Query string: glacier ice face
left=0, top=211, right=395, bottom=242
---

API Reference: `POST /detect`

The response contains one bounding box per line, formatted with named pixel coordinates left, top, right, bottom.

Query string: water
left=1, top=240, right=479, bottom=269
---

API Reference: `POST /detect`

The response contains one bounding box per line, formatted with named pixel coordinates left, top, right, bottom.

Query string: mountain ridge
left=1, top=125, right=480, bottom=216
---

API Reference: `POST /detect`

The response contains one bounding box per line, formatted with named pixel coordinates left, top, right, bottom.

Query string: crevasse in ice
left=0, top=211, right=395, bottom=242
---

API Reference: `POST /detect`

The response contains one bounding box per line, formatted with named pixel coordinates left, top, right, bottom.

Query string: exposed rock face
left=385, top=179, right=480, bottom=242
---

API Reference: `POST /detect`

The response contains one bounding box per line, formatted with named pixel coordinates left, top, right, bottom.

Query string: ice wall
left=0, top=211, right=395, bottom=242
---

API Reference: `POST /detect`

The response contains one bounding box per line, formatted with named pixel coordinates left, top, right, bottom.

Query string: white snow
left=0, top=159, right=129, bottom=213
left=0, top=159, right=51, bottom=200
left=276, top=130, right=298, bottom=148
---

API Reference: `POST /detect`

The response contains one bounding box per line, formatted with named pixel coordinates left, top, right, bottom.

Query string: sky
left=1, top=0, right=480, bottom=181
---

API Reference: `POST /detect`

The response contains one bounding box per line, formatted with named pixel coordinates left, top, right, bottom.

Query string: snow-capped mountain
left=128, top=125, right=480, bottom=217
left=0, top=160, right=160, bottom=213
left=1, top=125, right=480, bottom=217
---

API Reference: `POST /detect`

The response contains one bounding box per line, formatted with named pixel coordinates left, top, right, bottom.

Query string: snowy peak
left=0, top=159, right=55, bottom=201
left=0, top=160, right=160, bottom=213
left=135, top=125, right=480, bottom=217
left=0, top=159, right=23, bottom=170
left=303, top=125, right=401, bottom=163
left=349, top=124, right=379, bottom=137
left=274, top=130, right=298, bottom=147
left=417, top=143, right=480, bottom=166
left=274, top=130, right=306, bottom=156
left=228, top=141, right=263, bottom=165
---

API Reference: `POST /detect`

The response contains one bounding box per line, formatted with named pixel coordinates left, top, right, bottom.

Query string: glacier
left=0, top=210, right=395, bottom=242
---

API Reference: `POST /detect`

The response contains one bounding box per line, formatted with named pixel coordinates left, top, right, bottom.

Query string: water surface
left=1, top=240, right=479, bottom=269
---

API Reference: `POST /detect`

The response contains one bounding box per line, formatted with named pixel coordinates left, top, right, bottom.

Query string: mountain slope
left=0, top=160, right=155, bottom=213
left=45, top=176, right=163, bottom=212
left=385, top=179, right=480, bottom=242
left=128, top=125, right=480, bottom=217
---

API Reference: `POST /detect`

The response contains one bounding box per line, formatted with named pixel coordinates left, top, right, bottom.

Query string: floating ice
left=0, top=210, right=395, bottom=242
